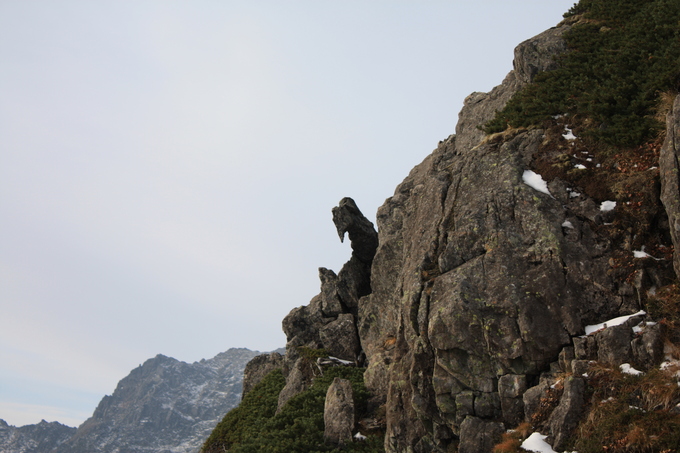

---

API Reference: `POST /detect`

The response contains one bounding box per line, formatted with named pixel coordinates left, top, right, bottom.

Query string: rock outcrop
left=241, top=13, right=680, bottom=453
left=276, top=197, right=378, bottom=412
left=323, top=378, right=355, bottom=446
left=660, top=94, right=680, bottom=279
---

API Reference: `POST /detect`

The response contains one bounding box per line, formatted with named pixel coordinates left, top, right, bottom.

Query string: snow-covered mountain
left=1, top=348, right=262, bottom=453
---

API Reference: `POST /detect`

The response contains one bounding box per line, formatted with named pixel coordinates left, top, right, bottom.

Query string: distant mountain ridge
left=1, top=348, right=264, bottom=453
left=0, top=420, right=75, bottom=453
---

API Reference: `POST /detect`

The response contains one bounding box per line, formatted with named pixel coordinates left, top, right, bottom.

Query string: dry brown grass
left=492, top=422, right=533, bottom=453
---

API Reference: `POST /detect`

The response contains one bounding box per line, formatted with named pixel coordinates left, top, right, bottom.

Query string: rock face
left=660, top=94, right=680, bottom=278
left=0, top=419, right=76, bottom=453
left=241, top=351, right=284, bottom=398
left=261, top=17, right=678, bottom=453
left=323, top=378, right=355, bottom=446
left=54, top=348, right=259, bottom=453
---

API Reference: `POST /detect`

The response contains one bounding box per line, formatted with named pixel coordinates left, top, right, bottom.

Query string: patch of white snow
left=633, top=249, right=662, bottom=260
left=521, top=432, right=558, bottom=453
left=563, top=128, right=577, bottom=141
left=562, top=220, right=574, bottom=229
left=574, top=164, right=587, bottom=169
left=522, top=170, right=552, bottom=197
left=584, top=310, right=646, bottom=335
left=620, top=363, right=643, bottom=376
left=354, top=432, right=367, bottom=441
left=600, top=200, right=617, bottom=212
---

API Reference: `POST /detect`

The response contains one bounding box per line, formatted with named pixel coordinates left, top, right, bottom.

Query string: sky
left=0, top=1, right=577, bottom=428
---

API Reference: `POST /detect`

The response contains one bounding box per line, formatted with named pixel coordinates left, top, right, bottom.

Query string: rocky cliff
left=229, top=6, right=680, bottom=453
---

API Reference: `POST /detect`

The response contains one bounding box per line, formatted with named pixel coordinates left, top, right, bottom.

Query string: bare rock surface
left=323, top=378, right=355, bottom=446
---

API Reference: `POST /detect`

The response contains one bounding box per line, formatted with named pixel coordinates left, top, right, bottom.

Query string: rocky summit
left=209, top=2, right=680, bottom=452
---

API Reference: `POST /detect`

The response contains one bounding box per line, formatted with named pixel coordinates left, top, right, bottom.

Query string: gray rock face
left=547, top=377, right=585, bottom=451
left=0, top=419, right=76, bottom=453
left=54, top=348, right=259, bottom=453
left=323, top=378, right=355, bottom=446
left=660, top=94, right=680, bottom=278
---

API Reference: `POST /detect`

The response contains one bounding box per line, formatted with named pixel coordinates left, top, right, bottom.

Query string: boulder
left=324, top=378, right=355, bottom=446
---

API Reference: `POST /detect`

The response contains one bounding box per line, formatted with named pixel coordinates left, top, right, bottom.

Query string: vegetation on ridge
left=485, top=0, right=680, bottom=148
left=201, top=367, right=383, bottom=453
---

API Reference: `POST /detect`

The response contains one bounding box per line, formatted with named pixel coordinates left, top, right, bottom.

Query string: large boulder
left=323, top=378, right=355, bottom=446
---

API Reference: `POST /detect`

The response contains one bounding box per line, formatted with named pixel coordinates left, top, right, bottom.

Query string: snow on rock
left=633, top=321, right=657, bottom=334
left=600, top=200, right=617, bottom=212
left=633, top=249, right=662, bottom=260
left=620, top=363, right=643, bottom=376
left=574, top=164, right=587, bottom=169
left=521, top=432, right=558, bottom=453
left=562, top=127, right=577, bottom=141
left=584, top=310, right=646, bottom=335
left=522, top=170, right=552, bottom=197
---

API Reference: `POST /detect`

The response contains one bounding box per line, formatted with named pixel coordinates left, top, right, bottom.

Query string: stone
left=573, top=336, right=597, bottom=360
left=571, top=360, right=592, bottom=377
left=558, top=346, right=575, bottom=373
left=455, top=391, right=475, bottom=425
left=474, top=392, right=501, bottom=419
left=242, top=352, right=284, bottom=398
left=631, top=322, right=664, bottom=369
left=277, top=357, right=315, bottom=413
left=319, top=313, right=361, bottom=361
left=523, top=382, right=550, bottom=423
left=324, top=378, right=355, bottom=446
left=458, top=416, right=505, bottom=453
left=498, top=374, right=527, bottom=399
left=547, top=376, right=585, bottom=451
left=659, top=94, right=680, bottom=279
left=596, top=323, right=633, bottom=367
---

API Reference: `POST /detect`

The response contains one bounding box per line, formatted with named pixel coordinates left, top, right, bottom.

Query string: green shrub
left=201, top=369, right=286, bottom=453
left=485, top=0, right=680, bottom=148
left=202, top=366, right=383, bottom=453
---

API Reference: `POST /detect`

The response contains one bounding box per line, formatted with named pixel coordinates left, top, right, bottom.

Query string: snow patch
left=584, top=310, right=646, bottom=335
left=522, top=170, right=552, bottom=197
left=633, top=249, right=662, bottom=260
left=562, top=220, right=574, bottom=229
left=521, top=433, right=557, bottom=453
left=620, top=363, right=643, bottom=376
left=563, top=127, right=577, bottom=141
left=600, top=200, right=617, bottom=212
left=574, top=164, right=587, bottom=169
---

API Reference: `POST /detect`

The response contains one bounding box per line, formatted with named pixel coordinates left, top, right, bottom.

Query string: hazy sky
left=1, top=1, right=576, bottom=428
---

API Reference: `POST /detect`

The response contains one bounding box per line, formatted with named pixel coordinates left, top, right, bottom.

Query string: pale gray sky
left=1, top=1, right=576, bottom=427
